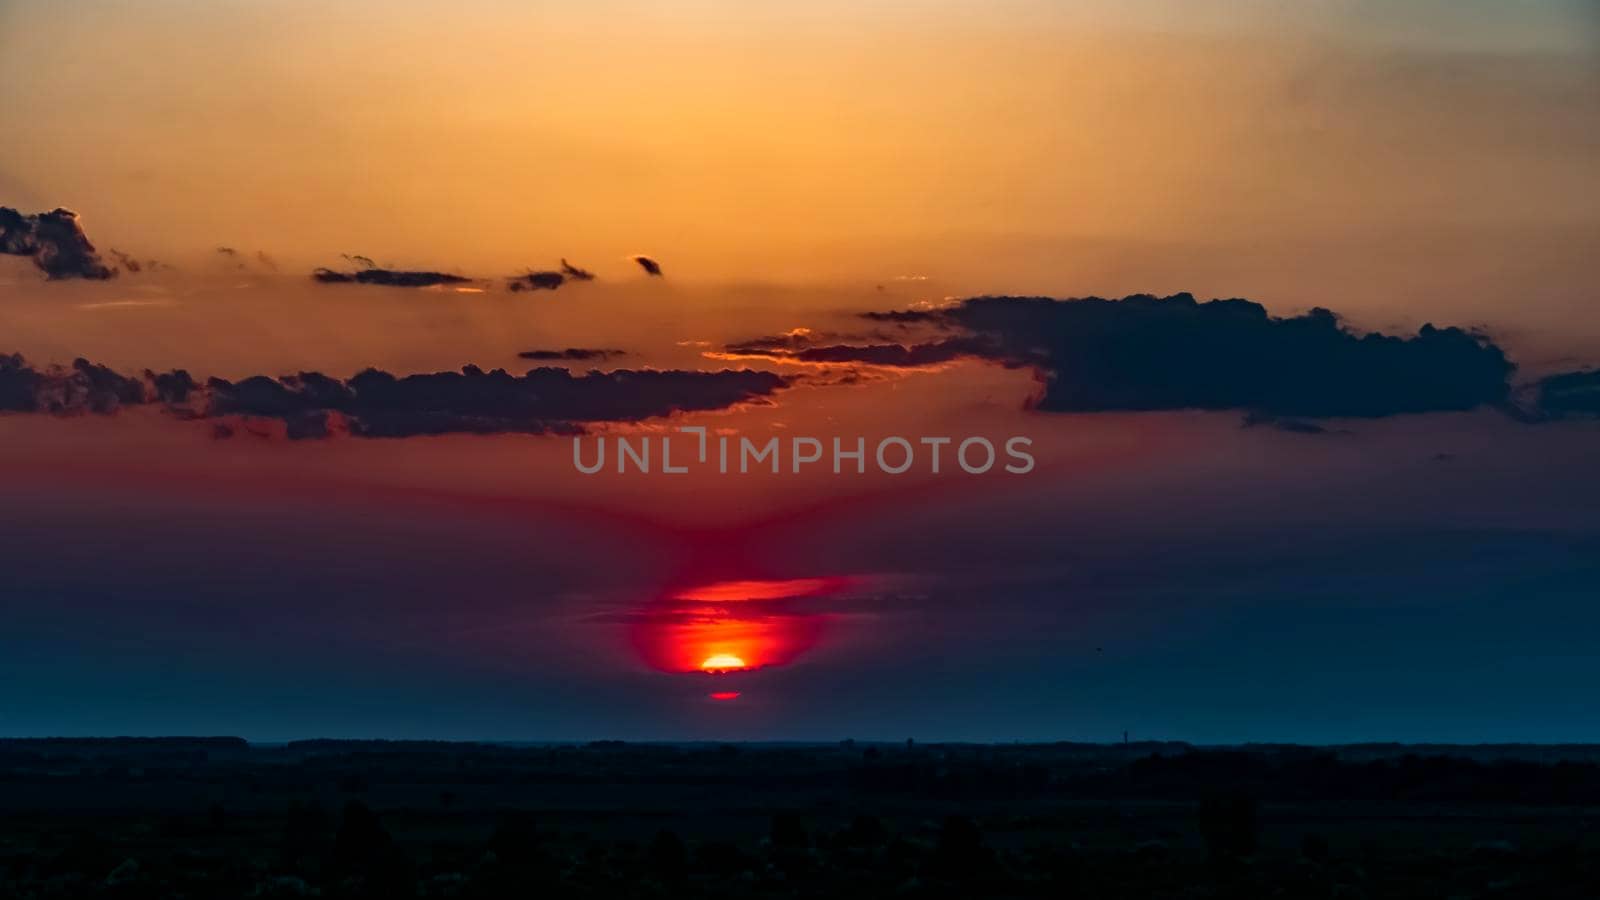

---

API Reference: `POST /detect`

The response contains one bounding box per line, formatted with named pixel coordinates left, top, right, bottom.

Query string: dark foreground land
left=2, top=739, right=1599, bottom=898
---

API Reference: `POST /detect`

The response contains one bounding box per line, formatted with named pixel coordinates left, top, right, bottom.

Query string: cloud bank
left=737, top=293, right=1517, bottom=419
left=207, top=366, right=786, bottom=437
left=1, top=354, right=188, bottom=414
left=0, top=353, right=788, bottom=439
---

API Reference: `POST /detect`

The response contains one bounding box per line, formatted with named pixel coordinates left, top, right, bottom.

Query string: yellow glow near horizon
left=701, top=654, right=748, bottom=672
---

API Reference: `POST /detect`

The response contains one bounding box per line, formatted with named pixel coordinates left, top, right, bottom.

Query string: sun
left=700, top=654, right=747, bottom=672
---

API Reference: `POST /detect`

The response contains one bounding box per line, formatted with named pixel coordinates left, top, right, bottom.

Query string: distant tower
left=1122, top=730, right=1129, bottom=745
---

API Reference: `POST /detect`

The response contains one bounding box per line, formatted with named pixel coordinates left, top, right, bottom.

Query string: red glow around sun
left=674, top=578, right=842, bottom=603
left=709, top=691, right=741, bottom=701
left=627, top=576, right=841, bottom=674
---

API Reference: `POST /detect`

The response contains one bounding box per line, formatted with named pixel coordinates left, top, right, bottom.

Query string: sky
left=0, top=0, right=1597, bottom=743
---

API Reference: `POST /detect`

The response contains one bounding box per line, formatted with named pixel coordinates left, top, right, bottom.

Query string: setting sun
left=0, top=1, right=1591, bottom=894
left=628, top=577, right=837, bottom=674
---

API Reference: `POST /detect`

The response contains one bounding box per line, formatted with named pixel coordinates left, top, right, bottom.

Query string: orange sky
left=0, top=0, right=1597, bottom=524
left=2, top=0, right=1595, bottom=338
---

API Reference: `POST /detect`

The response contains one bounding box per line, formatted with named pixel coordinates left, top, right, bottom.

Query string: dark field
left=2, top=739, right=1599, bottom=898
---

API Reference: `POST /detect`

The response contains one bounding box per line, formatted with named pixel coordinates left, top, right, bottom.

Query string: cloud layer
left=517, top=348, right=628, bottom=362
left=312, top=257, right=601, bottom=292
left=312, top=267, right=473, bottom=288
left=1534, top=369, right=1600, bottom=419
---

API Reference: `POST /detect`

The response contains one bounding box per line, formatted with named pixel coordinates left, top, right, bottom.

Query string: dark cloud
left=632, top=255, right=662, bottom=277
left=517, top=348, right=628, bottom=362
left=0, top=354, right=183, bottom=414
left=148, top=369, right=199, bottom=405
left=312, top=267, right=474, bottom=288
left=819, top=293, right=1516, bottom=419
left=792, top=366, right=894, bottom=389
left=314, top=252, right=474, bottom=286
left=0, top=351, right=788, bottom=439
left=205, top=365, right=788, bottom=437
left=107, top=248, right=143, bottom=274
left=507, top=271, right=566, bottom=292
left=0, top=207, right=116, bottom=280
left=214, top=246, right=278, bottom=272
left=721, top=326, right=992, bottom=368
left=560, top=259, right=596, bottom=281
left=107, top=249, right=169, bottom=273
left=1241, top=411, right=1331, bottom=435
left=860, top=308, right=953, bottom=325
left=1532, top=369, right=1600, bottom=419
left=790, top=340, right=993, bottom=368
left=507, top=259, right=605, bottom=292
left=721, top=331, right=821, bottom=355
left=0, top=355, right=43, bottom=411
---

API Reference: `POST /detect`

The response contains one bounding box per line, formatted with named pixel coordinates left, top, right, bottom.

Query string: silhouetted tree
left=280, top=800, right=331, bottom=871
left=1301, top=832, right=1330, bottom=863
left=771, top=812, right=809, bottom=850
left=929, top=815, right=995, bottom=883
left=840, top=814, right=888, bottom=848
left=695, top=840, right=753, bottom=876
left=336, top=800, right=394, bottom=868
left=1197, top=791, right=1259, bottom=860
left=485, top=810, right=541, bottom=861
left=647, top=829, right=687, bottom=884
left=469, top=809, right=556, bottom=898
left=335, top=801, right=415, bottom=897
